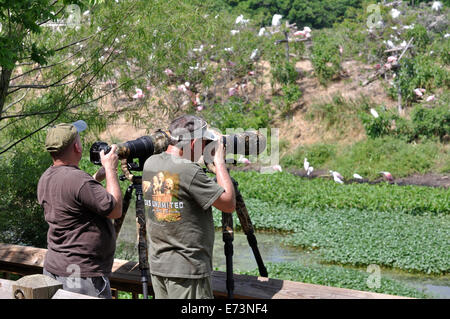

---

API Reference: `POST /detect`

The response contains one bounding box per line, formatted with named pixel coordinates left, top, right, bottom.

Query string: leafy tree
left=223, top=0, right=364, bottom=29
left=0, top=0, right=263, bottom=246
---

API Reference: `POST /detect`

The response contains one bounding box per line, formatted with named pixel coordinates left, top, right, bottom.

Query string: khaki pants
left=150, top=274, right=213, bottom=299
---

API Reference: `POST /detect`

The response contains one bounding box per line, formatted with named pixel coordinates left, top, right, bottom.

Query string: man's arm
left=100, top=145, right=122, bottom=219
left=211, top=141, right=236, bottom=213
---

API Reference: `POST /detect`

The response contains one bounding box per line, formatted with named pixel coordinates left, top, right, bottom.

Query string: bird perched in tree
left=272, top=14, right=282, bottom=27
left=380, top=171, right=394, bottom=182
left=330, top=170, right=344, bottom=184
left=432, top=1, right=443, bottom=11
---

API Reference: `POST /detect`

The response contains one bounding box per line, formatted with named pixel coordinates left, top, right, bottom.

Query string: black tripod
left=212, top=166, right=268, bottom=299
left=114, top=174, right=150, bottom=299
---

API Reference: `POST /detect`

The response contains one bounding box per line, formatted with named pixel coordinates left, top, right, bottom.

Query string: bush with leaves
left=202, top=98, right=273, bottom=133
left=310, top=32, right=342, bottom=85
left=411, top=104, right=450, bottom=141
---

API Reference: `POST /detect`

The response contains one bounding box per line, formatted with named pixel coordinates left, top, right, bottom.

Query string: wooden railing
left=0, top=243, right=409, bottom=299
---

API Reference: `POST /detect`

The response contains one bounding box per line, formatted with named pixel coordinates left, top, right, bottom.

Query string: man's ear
left=74, top=139, right=82, bottom=154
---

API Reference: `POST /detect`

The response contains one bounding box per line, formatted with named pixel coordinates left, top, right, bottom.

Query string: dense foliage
left=223, top=0, right=364, bottom=29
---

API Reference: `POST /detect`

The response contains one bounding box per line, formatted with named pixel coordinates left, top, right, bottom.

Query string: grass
left=281, top=136, right=450, bottom=179
left=229, top=171, right=450, bottom=216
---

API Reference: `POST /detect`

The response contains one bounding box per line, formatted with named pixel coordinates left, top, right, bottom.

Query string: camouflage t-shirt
left=142, top=152, right=224, bottom=279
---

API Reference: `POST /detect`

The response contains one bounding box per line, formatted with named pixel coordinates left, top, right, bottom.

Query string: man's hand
left=100, top=144, right=118, bottom=172
left=213, top=139, right=225, bottom=166
left=99, top=145, right=122, bottom=219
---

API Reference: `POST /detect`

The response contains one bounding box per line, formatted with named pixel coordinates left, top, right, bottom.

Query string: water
left=115, top=208, right=449, bottom=298
left=213, top=230, right=450, bottom=299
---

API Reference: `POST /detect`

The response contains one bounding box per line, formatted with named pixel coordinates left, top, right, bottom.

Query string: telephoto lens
left=89, top=130, right=171, bottom=171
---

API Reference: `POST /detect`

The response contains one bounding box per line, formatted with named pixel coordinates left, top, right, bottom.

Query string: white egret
left=272, top=14, right=283, bottom=27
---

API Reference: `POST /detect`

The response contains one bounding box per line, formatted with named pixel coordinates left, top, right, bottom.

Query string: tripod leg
left=135, top=181, right=150, bottom=299
left=222, top=212, right=234, bottom=299
left=231, top=178, right=268, bottom=277
left=114, top=185, right=133, bottom=238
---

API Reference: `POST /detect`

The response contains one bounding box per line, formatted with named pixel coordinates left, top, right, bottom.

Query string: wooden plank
left=52, top=289, right=100, bottom=299
left=0, top=278, right=14, bottom=299
left=0, top=243, right=410, bottom=299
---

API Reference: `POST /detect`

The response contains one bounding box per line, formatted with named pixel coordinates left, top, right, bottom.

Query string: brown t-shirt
left=37, top=165, right=116, bottom=277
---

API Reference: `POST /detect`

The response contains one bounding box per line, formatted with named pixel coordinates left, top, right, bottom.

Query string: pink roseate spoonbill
left=196, top=105, right=203, bottom=112
left=294, top=30, right=306, bottom=37
left=272, top=164, right=282, bottom=172
left=414, top=88, right=425, bottom=97
left=380, top=171, right=394, bottom=182
left=330, top=170, right=344, bottom=184
left=374, top=64, right=381, bottom=70
left=426, top=95, right=435, bottom=102
left=164, top=68, right=174, bottom=77
left=387, top=56, right=397, bottom=63
left=228, top=86, right=238, bottom=97
left=238, top=156, right=251, bottom=165
left=132, top=88, right=144, bottom=99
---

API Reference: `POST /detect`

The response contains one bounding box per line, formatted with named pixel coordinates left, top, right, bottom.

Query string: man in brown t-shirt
left=142, top=115, right=236, bottom=299
left=37, top=120, right=122, bottom=298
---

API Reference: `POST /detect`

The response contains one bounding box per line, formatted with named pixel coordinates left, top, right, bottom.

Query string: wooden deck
left=0, top=243, right=409, bottom=299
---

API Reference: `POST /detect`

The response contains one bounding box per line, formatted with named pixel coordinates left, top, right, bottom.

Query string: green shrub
left=359, top=108, right=392, bottom=139
left=202, top=98, right=274, bottom=132
left=270, top=60, right=299, bottom=86
left=411, top=105, right=450, bottom=141
left=311, top=32, right=342, bottom=85
left=391, top=55, right=450, bottom=105
left=405, top=24, right=431, bottom=53
left=276, top=83, right=303, bottom=114
left=281, top=143, right=337, bottom=168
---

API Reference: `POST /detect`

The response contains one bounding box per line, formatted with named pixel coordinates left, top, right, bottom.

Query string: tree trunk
left=0, top=67, right=14, bottom=117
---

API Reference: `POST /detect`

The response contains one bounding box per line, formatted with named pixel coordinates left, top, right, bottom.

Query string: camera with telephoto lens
left=90, top=130, right=266, bottom=170
left=89, top=132, right=169, bottom=171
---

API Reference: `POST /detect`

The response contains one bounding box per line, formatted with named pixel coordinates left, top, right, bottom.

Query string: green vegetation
left=213, top=172, right=450, bottom=275
left=223, top=0, right=364, bottom=29
left=228, top=171, right=449, bottom=216
left=310, top=32, right=343, bottom=85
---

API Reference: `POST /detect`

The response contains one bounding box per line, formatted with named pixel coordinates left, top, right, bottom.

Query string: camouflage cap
left=45, top=120, right=87, bottom=153
left=169, top=115, right=218, bottom=142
